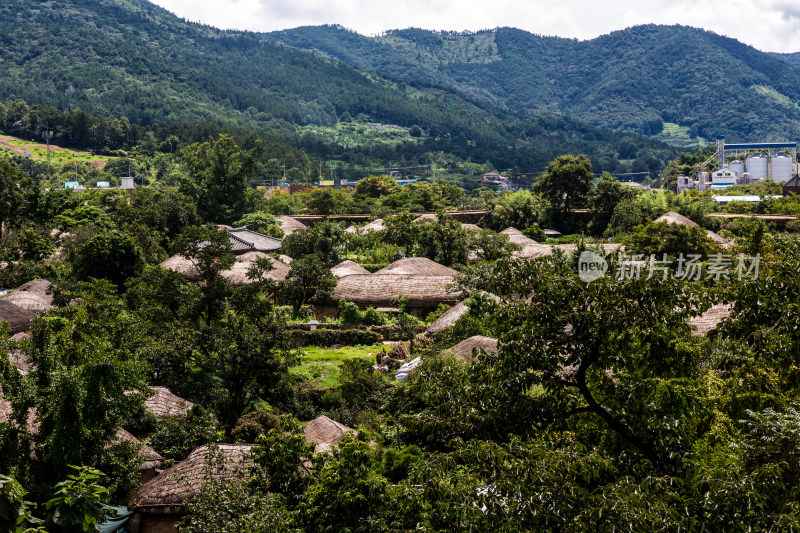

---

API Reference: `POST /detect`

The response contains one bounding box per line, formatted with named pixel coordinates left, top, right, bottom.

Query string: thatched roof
left=0, top=398, right=38, bottom=433
left=3, top=292, right=52, bottom=313
left=374, top=257, right=458, bottom=276
left=4, top=279, right=55, bottom=312
left=304, top=416, right=355, bottom=453
left=654, top=212, right=698, bottom=227
left=145, top=387, right=194, bottom=421
left=427, top=301, right=468, bottom=335
left=689, top=304, right=732, bottom=336
left=132, top=444, right=252, bottom=515
left=654, top=211, right=729, bottom=246
left=500, top=227, right=540, bottom=246
left=331, top=260, right=371, bottom=278
left=114, top=428, right=165, bottom=472
left=160, top=255, right=201, bottom=281
left=552, top=243, right=624, bottom=255
left=279, top=254, right=293, bottom=265
left=513, top=244, right=555, bottom=260
left=447, top=335, right=499, bottom=360
left=346, top=219, right=385, bottom=234
left=0, top=301, right=36, bottom=334
left=333, top=275, right=458, bottom=308
left=413, top=213, right=438, bottom=223
left=461, top=223, right=481, bottom=232
left=226, top=227, right=283, bottom=253
left=426, top=293, right=500, bottom=335
left=10, top=332, right=31, bottom=342
left=220, top=252, right=289, bottom=285
left=6, top=349, right=32, bottom=375
left=275, top=216, right=308, bottom=236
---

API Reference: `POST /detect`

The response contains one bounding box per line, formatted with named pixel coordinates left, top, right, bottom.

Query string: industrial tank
left=770, top=151, right=793, bottom=183
left=746, top=153, right=768, bottom=181
left=729, top=160, right=745, bottom=178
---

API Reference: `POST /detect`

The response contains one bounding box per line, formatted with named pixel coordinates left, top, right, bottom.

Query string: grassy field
left=292, top=343, right=386, bottom=389
left=653, top=122, right=707, bottom=148
left=298, top=121, right=417, bottom=150
left=0, top=135, right=114, bottom=167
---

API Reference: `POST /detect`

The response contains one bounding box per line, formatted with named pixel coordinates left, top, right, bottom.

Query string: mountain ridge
left=0, top=0, right=678, bottom=178
left=264, top=23, right=800, bottom=142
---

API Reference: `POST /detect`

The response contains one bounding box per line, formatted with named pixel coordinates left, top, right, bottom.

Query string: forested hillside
left=0, top=0, right=678, bottom=179
left=267, top=24, right=800, bottom=142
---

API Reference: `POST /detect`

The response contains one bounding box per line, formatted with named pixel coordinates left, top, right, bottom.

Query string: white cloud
left=150, top=0, right=800, bottom=53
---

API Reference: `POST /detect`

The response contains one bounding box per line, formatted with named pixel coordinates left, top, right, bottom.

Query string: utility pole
left=282, top=162, right=286, bottom=184
left=42, top=130, right=53, bottom=173
left=318, top=161, right=323, bottom=182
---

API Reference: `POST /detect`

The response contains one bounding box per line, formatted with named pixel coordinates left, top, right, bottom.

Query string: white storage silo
left=746, top=153, right=768, bottom=181
left=729, top=160, right=745, bottom=178
left=770, top=151, right=793, bottom=183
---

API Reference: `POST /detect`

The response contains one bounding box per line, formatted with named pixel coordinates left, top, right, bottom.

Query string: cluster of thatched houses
left=128, top=413, right=355, bottom=532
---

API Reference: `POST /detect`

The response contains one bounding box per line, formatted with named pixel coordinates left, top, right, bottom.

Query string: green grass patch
left=653, top=122, right=707, bottom=148
left=294, top=343, right=384, bottom=389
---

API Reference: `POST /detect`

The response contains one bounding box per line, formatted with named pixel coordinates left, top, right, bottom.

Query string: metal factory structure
left=677, top=136, right=798, bottom=192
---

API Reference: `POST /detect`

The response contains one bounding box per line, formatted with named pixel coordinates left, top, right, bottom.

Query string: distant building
left=784, top=175, right=800, bottom=196
left=711, top=168, right=737, bottom=189
left=482, top=172, right=513, bottom=190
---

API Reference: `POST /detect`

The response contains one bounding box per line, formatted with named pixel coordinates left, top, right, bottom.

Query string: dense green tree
left=180, top=135, right=262, bottom=224
left=588, top=172, right=635, bottom=235
left=622, top=221, right=717, bottom=258
left=280, top=255, right=337, bottom=318
left=415, top=213, right=469, bottom=266
left=0, top=159, right=31, bottom=239
left=281, top=222, right=345, bottom=266
left=232, top=212, right=284, bottom=238
left=69, top=230, right=145, bottom=288
left=534, top=154, right=594, bottom=219
left=354, top=176, right=400, bottom=198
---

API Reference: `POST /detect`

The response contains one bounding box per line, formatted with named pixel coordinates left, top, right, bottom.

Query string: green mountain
left=266, top=24, right=800, bottom=142
left=0, top=0, right=678, bottom=178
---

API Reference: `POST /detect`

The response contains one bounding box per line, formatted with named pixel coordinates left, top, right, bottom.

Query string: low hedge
left=291, top=328, right=381, bottom=348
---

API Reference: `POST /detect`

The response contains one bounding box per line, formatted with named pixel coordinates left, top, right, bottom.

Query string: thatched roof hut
left=427, top=301, right=469, bottom=335
left=346, top=219, right=386, bottom=234
left=552, top=243, right=623, bottom=255
left=131, top=444, right=252, bottom=517
left=4, top=279, right=55, bottom=312
left=426, top=293, right=500, bottom=335
left=331, top=260, right=371, bottom=278
left=220, top=252, right=290, bottom=285
left=304, top=415, right=355, bottom=453
left=160, top=255, right=201, bottom=281
left=333, top=275, right=458, bottom=310
left=514, top=244, right=555, bottom=260
left=275, top=216, right=308, bottom=236
left=374, top=257, right=458, bottom=276
left=6, top=348, right=32, bottom=375
left=145, top=387, right=194, bottom=421
left=654, top=211, right=729, bottom=246
left=500, top=227, right=540, bottom=246
left=413, top=213, right=438, bottom=223
left=461, top=223, right=481, bottom=232
left=447, top=335, right=499, bottom=360
left=115, top=428, right=165, bottom=471
left=689, top=304, right=731, bottom=336
left=114, top=428, right=165, bottom=484
left=0, top=301, right=36, bottom=334
left=0, top=398, right=38, bottom=433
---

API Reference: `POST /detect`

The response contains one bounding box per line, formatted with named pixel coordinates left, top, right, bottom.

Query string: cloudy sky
left=149, top=0, right=800, bottom=53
